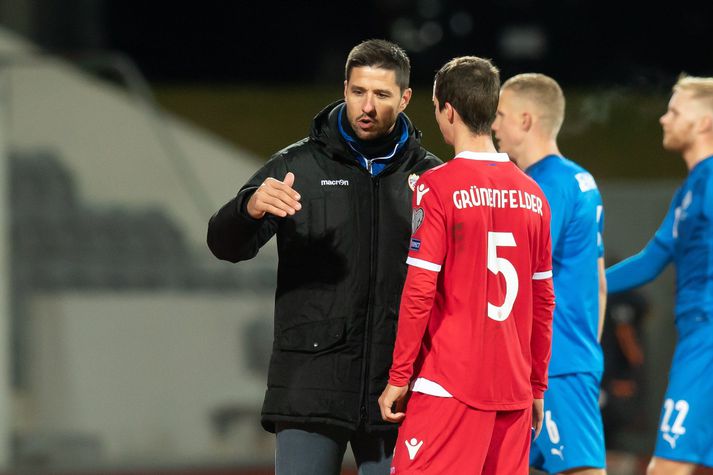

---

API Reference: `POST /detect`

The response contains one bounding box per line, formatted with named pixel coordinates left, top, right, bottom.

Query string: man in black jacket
left=207, top=39, right=440, bottom=474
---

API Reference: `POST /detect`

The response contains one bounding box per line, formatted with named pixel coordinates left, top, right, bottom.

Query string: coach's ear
left=399, top=87, right=412, bottom=112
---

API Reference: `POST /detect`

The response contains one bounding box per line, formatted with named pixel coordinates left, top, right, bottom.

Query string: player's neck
left=453, top=133, right=497, bottom=156
left=682, top=141, right=713, bottom=171
left=518, top=140, right=561, bottom=170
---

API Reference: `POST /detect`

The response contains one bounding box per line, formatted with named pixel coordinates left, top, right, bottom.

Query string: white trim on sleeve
left=406, top=257, right=442, bottom=272
left=532, top=270, right=553, bottom=280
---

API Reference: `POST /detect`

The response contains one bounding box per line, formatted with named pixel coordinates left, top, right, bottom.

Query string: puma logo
left=663, top=433, right=679, bottom=449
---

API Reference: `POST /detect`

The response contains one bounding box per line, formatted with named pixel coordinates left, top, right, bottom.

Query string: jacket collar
left=309, top=100, right=423, bottom=165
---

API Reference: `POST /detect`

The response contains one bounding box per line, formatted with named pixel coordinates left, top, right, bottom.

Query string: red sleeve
left=388, top=265, right=439, bottom=386
left=389, top=175, right=446, bottom=386
left=531, top=199, right=555, bottom=399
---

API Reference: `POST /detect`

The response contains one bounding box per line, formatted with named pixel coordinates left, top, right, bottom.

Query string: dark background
left=5, top=0, right=712, bottom=179
left=21, top=0, right=713, bottom=89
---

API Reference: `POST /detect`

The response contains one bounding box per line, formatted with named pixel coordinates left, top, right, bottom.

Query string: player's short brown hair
left=434, top=56, right=500, bottom=135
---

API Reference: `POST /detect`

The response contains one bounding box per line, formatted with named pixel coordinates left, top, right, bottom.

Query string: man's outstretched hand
left=247, top=172, right=302, bottom=219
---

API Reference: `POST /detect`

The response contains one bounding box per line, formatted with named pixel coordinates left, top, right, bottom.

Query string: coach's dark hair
left=434, top=56, right=500, bottom=135
left=345, top=39, right=410, bottom=91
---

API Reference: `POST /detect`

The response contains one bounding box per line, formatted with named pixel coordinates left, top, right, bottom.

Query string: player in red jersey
left=378, top=56, right=555, bottom=474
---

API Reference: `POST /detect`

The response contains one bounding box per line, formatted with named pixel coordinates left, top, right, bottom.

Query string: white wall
left=5, top=57, right=264, bottom=248
left=25, top=292, right=275, bottom=466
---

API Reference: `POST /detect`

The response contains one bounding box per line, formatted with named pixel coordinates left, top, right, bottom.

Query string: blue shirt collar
left=337, top=106, right=409, bottom=175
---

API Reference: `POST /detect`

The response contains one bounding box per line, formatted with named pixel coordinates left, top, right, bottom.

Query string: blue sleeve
left=606, top=194, right=677, bottom=293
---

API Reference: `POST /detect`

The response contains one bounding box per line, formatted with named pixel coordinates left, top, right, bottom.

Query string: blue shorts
left=653, top=326, right=713, bottom=468
left=530, top=372, right=606, bottom=474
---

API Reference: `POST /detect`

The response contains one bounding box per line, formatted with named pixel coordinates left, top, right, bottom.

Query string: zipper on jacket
left=359, top=176, right=380, bottom=425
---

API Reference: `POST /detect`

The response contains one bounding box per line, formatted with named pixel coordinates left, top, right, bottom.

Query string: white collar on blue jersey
left=455, top=151, right=509, bottom=162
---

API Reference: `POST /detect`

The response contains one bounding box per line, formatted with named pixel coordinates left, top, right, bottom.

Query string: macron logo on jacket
left=321, top=179, right=350, bottom=186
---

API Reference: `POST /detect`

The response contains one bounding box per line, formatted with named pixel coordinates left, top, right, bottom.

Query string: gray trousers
left=275, top=422, right=397, bottom=475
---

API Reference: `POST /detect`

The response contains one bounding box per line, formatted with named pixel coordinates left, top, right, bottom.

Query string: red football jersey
left=389, top=151, right=555, bottom=411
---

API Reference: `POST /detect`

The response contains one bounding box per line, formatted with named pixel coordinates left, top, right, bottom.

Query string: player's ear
left=522, top=112, right=533, bottom=132
left=445, top=102, right=456, bottom=123
left=698, top=113, right=713, bottom=134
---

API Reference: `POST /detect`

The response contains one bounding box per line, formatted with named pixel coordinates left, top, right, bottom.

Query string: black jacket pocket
left=277, top=318, right=346, bottom=353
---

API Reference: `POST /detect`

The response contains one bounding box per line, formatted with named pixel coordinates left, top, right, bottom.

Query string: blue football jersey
left=527, top=155, right=604, bottom=376
left=608, top=155, right=713, bottom=334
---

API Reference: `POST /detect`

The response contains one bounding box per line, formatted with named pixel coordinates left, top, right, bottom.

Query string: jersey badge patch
left=412, top=208, right=424, bottom=233
left=575, top=172, right=597, bottom=192
left=410, top=238, right=421, bottom=251
left=408, top=174, right=419, bottom=191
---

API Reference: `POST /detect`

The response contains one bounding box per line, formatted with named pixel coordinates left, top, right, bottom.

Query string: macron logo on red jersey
left=416, top=183, right=430, bottom=205
left=405, top=438, right=424, bottom=460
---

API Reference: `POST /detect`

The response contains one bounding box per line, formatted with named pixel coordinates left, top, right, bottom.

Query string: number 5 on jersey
left=487, top=232, right=519, bottom=321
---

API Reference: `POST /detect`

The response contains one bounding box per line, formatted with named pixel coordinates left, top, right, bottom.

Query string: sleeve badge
left=408, top=173, right=419, bottom=191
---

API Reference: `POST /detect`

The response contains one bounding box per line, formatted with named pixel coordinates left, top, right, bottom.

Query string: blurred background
left=0, top=0, right=711, bottom=474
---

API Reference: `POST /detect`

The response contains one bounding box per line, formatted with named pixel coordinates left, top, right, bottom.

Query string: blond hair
left=674, top=74, right=713, bottom=112
left=502, top=73, right=565, bottom=137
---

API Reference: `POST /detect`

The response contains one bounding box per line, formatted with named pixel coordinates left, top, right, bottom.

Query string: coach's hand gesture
left=247, top=172, right=302, bottom=219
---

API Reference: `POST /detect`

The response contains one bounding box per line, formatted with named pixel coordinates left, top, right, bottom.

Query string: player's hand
left=246, top=172, right=301, bottom=219
left=532, top=398, right=544, bottom=439
left=378, top=383, right=408, bottom=423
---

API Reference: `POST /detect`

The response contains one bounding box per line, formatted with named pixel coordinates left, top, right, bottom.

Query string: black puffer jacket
left=207, top=101, right=441, bottom=432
